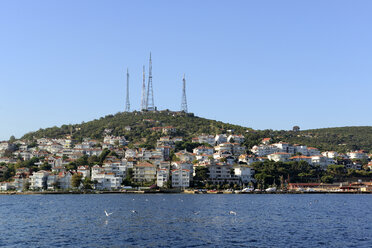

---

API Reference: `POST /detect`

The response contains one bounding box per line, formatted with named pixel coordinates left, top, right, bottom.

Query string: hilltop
left=21, top=110, right=253, bottom=147
left=21, top=111, right=372, bottom=153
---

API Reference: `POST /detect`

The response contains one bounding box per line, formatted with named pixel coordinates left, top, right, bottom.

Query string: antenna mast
left=181, top=74, right=188, bottom=113
left=146, top=53, right=155, bottom=111
left=141, top=66, right=147, bottom=111
left=125, top=68, right=130, bottom=112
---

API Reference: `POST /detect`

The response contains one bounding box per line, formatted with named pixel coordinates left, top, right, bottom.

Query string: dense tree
left=71, top=173, right=83, bottom=188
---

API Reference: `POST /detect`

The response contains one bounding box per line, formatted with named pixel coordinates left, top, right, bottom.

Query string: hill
left=277, top=126, right=372, bottom=153
left=21, top=111, right=372, bottom=153
left=21, top=110, right=253, bottom=147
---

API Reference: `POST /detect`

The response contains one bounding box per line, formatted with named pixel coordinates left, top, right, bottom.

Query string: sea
left=0, top=194, right=371, bottom=247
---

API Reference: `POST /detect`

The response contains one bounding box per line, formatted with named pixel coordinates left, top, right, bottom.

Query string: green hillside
left=22, top=111, right=252, bottom=147
left=21, top=111, right=372, bottom=153
left=278, top=126, right=372, bottom=153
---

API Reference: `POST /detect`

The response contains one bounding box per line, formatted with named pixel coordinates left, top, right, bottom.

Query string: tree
left=292, top=126, right=300, bottom=132
left=82, top=177, right=93, bottom=190
left=40, top=162, right=51, bottom=171
left=71, top=173, right=83, bottom=188
left=123, top=168, right=134, bottom=186
left=194, top=166, right=209, bottom=185
left=9, top=135, right=16, bottom=144
left=321, top=175, right=334, bottom=183
left=23, top=181, right=31, bottom=191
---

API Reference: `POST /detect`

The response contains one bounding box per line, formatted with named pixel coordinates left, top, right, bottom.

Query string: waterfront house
left=171, top=168, right=190, bottom=188
left=133, top=162, right=156, bottom=183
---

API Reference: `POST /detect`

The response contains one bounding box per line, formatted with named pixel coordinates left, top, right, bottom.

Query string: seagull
left=229, top=211, right=237, bottom=216
left=193, top=211, right=200, bottom=215
left=104, top=210, right=113, bottom=217
left=131, top=210, right=137, bottom=214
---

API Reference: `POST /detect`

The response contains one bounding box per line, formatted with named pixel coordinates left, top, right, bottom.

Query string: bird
left=229, top=211, right=237, bottom=216
left=193, top=211, right=200, bottom=215
left=104, top=210, right=113, bottom=217
left=131, top=210, right=137, bottom=214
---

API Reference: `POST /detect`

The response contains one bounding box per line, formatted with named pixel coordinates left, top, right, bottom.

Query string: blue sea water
left=0, top=194, right=371, bottom=247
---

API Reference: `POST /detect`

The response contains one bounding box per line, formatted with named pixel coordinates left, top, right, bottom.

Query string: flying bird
left=229, top=211, right=237, bottom=216
left=104, top=210, right=113, bottom=217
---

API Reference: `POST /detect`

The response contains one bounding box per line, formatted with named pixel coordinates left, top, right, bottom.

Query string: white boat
left=242, top=187, right=254, bottom=192
left=265, top=187, right=277, bottom=192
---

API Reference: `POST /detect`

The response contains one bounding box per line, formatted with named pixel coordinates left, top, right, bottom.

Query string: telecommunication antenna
left=181, top=74, right=188, bottom=113
left=146, top=53, right=155, bottom=111
left=125, top=68, right=130, bottom=112
left=141, top=66, right=147, bottom=111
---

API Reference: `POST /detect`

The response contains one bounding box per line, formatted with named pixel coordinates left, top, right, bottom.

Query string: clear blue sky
left=1, top=0, right=372, bottom=140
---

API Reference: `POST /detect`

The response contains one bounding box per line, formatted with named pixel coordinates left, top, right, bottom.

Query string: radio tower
left=181, top=74, right=188, bottom=113
left=141, top=65, right=147, bottom=111
left=125, top=68, right=130, bottom=112
left=146, top=53, right=155, bottom=111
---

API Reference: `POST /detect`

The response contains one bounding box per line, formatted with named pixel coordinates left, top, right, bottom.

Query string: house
left=171, top=168, right=190, bottom=188
left=57, top=171, right=73, bottom=189
left=311, top=155, right=334, bottom=169
left=215, top=134, right=228, bottom=145
left=193, top=146, right=214, bottom=156
left=172, top=161, right=193, bottom=177
left=322, top=151, right=339, bottom=159
left=13, top=173, right=29, bottom=191
left=93, top=173, right=123, bottom=190
left=174, top=150, right=195, bottom=162
left=206, top=162, right=239, bottom=185
left=227, top=135, right=245, bottom=144
left=77, top=166, right=91, bottom=179
left=261, top=138, right=271, bottom=145
left=290, top=155, right=312, bottom=164
left=157, top=168, right=169, bottom=187
left=103, top=136, right=128, bottom=146
left=268, top=152, right=291, bottom=162
left=233, top=165, right=255, bottom=184
left=347, top=151, right=368, bottom=160
left=156, top=146, right=171, bottom=160
left=0, top=157, right=17, bottom=164
left=133, top=162, right=156, bottom=183
left=0, top=182, right=13, bottom=191
left=214, top=143, right=233, bottom=154
left=194, top=134, right=215, bottom=146
left=29, top=170, right=49, bottom=190
left=238, top=154, right=257, bottom=165
left=307, top=147, right=321, bottom=156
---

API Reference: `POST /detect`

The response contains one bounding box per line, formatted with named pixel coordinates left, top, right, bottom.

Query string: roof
left=136, top=162, right=155, bottom=167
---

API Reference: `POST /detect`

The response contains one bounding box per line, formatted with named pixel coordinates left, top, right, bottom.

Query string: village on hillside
left=1, top=123, right=372, bottom=193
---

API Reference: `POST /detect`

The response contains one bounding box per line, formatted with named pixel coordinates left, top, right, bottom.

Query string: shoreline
left=0, top=190, right=371, bottom=195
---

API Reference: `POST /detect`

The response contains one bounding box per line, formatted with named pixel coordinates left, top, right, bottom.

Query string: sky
left=1, top=0, right=372, bottom=140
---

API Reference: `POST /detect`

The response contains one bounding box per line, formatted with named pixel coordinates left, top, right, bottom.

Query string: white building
left=347, top=151, right=368, bottom=160
left=227, top=135, right=245, bottom=144
left=77, top=166, right=91, bottom=179
left=193, top=146, right=214, bottom=156
left=171, top=168, right=190, bottom=188
left=215, top=134, right=228, bottom=145
left=157, top=168, right=169, bottom=187
left=29, top=170, right=49, bottom=190
left=234, top=165, right=255, bottom=184
left=268, top=152, right=291, bottom=162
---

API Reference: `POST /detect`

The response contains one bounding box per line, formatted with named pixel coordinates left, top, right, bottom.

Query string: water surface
left=0, top=194, right=371, bottom=247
